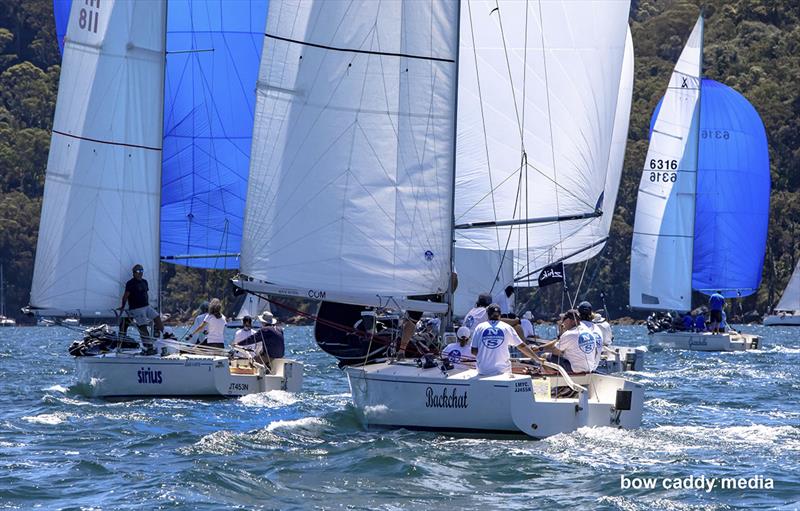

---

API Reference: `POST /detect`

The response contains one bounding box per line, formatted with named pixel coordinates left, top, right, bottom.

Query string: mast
left=687, top=14, right=704, bottom=307
left=447, top=0, right=463, bottom=327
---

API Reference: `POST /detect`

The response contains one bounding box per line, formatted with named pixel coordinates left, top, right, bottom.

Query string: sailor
left=536, top=308, right=603, bottom=373
left=682, top=312, right=694, bottom=331
left=441, top=326, right=474, bottom=363
left=119, top=264, right=163, bottom=344
left=694, top=310, right=707, bottom=332
left=578, top=301, right=613, bottom=347
left=470, top=303, right=540, bottom=376
left=187, top=301, right=209, bottom=344
left=464, top=293, right=492, bottom=334
left=235, top=311, right=285, bottom=365
left=520, top=311, right=536, bottom=339
left=396, top=272, right=458, bottom=360
left=709, top=290, right=725, bottom=334
left=234, top=315, right=254, bottom=344
left=493, top=285, right=515, bottom=317
left=188, top=298, right=227, bottom=349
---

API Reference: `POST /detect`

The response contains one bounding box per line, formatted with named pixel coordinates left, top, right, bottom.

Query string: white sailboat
left=226, top=293, right=270, bottom=329
left=235, top=0, right=643, bottom=437
left=764, top=261, right=800, bottom=325
left=629, top=16, right=768, bottom=351
left=0, top=265, right=16, bottom=327
left=26, top=0, right=302, bottom=397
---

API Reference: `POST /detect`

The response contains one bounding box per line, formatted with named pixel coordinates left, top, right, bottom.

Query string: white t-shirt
left=595, top=319, right=613, bottom=346
left=202, top=313, right=228, bottom=346
left=521, top=318, right=535, bottom=338
left=463, top=306, right=488, bottom=334
left=234, top=327, right=253, bottom=344
left=493, top=292, right=514, bottom=314
left=555, top=320, right=603, bottom=373
left=470, top=320, right=523, bottom=376
left=441, top=342, right=473, bottom=363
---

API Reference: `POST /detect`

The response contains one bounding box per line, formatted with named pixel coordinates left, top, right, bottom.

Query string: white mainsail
left=453, top=1, right=631, bottom=284
left=240, top=0, right=460, bottom=306
left=629, top=16, right=703, bottom=311
left=775, top=261, right=800, bottom=312
left=30, top=0, right=166, bottom=316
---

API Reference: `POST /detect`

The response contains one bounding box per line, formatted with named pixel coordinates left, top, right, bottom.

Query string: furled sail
left=775, top=261, right=800, bottom=312
left=240, top=0, right=460, bottom=308
left=54, top=0, right=269, bottom=270
left=629, top=16, right=703, bottom=312
left=649, top=79, right=770, bottom=299
left=31, top=0, right=166, bottom=316
left=453, top=0, right=631, bottom=284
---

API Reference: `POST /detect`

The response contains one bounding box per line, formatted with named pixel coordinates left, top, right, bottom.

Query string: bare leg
left=398, top=319, right=417, bottom=358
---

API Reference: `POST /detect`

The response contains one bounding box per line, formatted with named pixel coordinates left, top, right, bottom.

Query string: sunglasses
left=134, top=269, right=144, bottom=273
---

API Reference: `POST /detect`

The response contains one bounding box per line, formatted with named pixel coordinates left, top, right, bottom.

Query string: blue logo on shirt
left=481, top=327, right=503, bottom=349
left=578, top=333, right=599, bottom=354
left=447, top=350, right=462, bottom=363
left=465, top=315, right=475, bottom=329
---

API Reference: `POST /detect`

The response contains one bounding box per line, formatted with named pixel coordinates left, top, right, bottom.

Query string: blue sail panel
left=54, top=0, right=71, bottom=55
left=650, top=79, right=770, bottom=298
left=161, top=0, right=268, bottom=269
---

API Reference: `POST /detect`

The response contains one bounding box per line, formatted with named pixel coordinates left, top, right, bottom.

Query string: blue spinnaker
left=53, top=0, right=70, bottom=54
left=54, top=0, right=268, bottom=269
left=650, top=79, right=770, bottom=298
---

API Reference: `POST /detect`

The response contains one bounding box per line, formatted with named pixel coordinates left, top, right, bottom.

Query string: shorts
left=129, top=305, right=159, bottom=324
left=709, top=309, right=722, bottom=323
left=406, top=293, right=442, bottom=323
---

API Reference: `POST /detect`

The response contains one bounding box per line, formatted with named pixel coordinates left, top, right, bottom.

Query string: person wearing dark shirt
left=694, top=311, right=706, bottom=332
left=234, top=311, right=285, bottom=366
left=708, top=291, right=725, bottom=334
left=682, top=313, right=694, bottom=331
left=120, top=264, right=163, bottom=341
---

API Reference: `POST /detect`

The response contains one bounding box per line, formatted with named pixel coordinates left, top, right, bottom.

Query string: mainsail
left=629, top=16, right=704, bottom=311
left=31, top=0, right=166, bottom=316
left=240, top=0, right=460, bottom=309
left=775, top=261, right=800, bottom=312
left=453, top=1, right=631, bottom=285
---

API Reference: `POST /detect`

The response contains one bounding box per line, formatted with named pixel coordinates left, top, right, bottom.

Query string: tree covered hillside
left=0, top=1, right=797, bottom=322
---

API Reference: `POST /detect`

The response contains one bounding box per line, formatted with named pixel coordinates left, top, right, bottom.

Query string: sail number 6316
left=649, top=159, right=678, bottom=170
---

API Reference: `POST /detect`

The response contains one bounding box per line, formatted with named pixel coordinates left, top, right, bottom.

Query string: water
left=0, top=325, right=798, bottom=510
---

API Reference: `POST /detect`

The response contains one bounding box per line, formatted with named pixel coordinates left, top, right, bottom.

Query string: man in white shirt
left=234, top=316, right=254, bottom=344
left=493, top=285, right=515, bottom=316
left=463, top=293, right=492, bottom=334
left=521, top=311, right=536, bottom=339
left=471, top=304, right=540, bottom=376
left=441, top=326, right=474, bottom=363
left=536, top=309, right=602, bottom=373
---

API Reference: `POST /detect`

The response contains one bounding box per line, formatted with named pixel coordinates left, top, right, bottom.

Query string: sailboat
left=25, top=0, right=303, bottom=397
left=226, top=293, right=271, bottom=329
left=234, top=0, right=643, bottom=437
left=0, top=265, right=16, bottom=327
left=764, top=261, right=800, bottom=325
left=629, top=16, right=769, bottom=351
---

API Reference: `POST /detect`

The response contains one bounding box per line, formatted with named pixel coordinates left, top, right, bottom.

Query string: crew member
left=470, top=303, right=540, bottom=376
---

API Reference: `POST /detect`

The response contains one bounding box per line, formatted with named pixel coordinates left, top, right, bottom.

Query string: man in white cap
left=234, top=310, right=285, bottom=365
left=441, top=326, right=474, bottom=363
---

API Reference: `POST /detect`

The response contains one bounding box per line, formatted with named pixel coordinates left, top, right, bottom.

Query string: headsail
left=629, top=16, right=703, bottom=312
left=649, top=79, right=770, bottom=299
left=775, top=261, right=800, bottom=312
left=31, top=0, right=166, bottom=316
left=240, top=0, right=460, bottom=305
left=453, top=1, right=631, bottom=284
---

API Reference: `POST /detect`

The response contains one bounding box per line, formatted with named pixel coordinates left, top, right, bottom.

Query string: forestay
left=241, top=0, right=460, bottom=303
left=31, top=0, right=166, bottom=316
left=630, top=16, right=703, bottom=312
left=453, top=0, right=630, bottom=283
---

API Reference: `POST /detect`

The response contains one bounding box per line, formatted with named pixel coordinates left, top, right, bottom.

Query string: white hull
left=598, top=346, right=646, bottom=373
left=345, top=362, right=643, bottom=439
left=763, top=313, right=800, bottom=326
left=0, top=318, right=16, bottom=327
left=650, top=331, right=760, bottom=351
left=75, top=353, right=303, bottom=398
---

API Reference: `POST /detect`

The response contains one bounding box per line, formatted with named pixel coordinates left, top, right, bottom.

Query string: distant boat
left=26, top=0, right=302, bottom=397
left=226, top=293, right=269, bottom=329
left=0, top=265, right=16, bottom=327
left=235, top=0, right=643, bottom=437
left=763, top=261, right=800, bottom=325
left=629, top=16, right=769, bottom=351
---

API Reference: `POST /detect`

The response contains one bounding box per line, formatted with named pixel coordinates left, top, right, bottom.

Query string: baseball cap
left=477, top=293, right=493, bottom=307
left=456, top=326, right=470, bottom=339
left=577, top=301, right=593, bottom=314
left=487, top=303, right=501, bottom=316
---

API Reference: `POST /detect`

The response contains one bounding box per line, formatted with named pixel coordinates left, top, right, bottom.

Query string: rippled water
left=0, top=325, right=798, bottom=510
